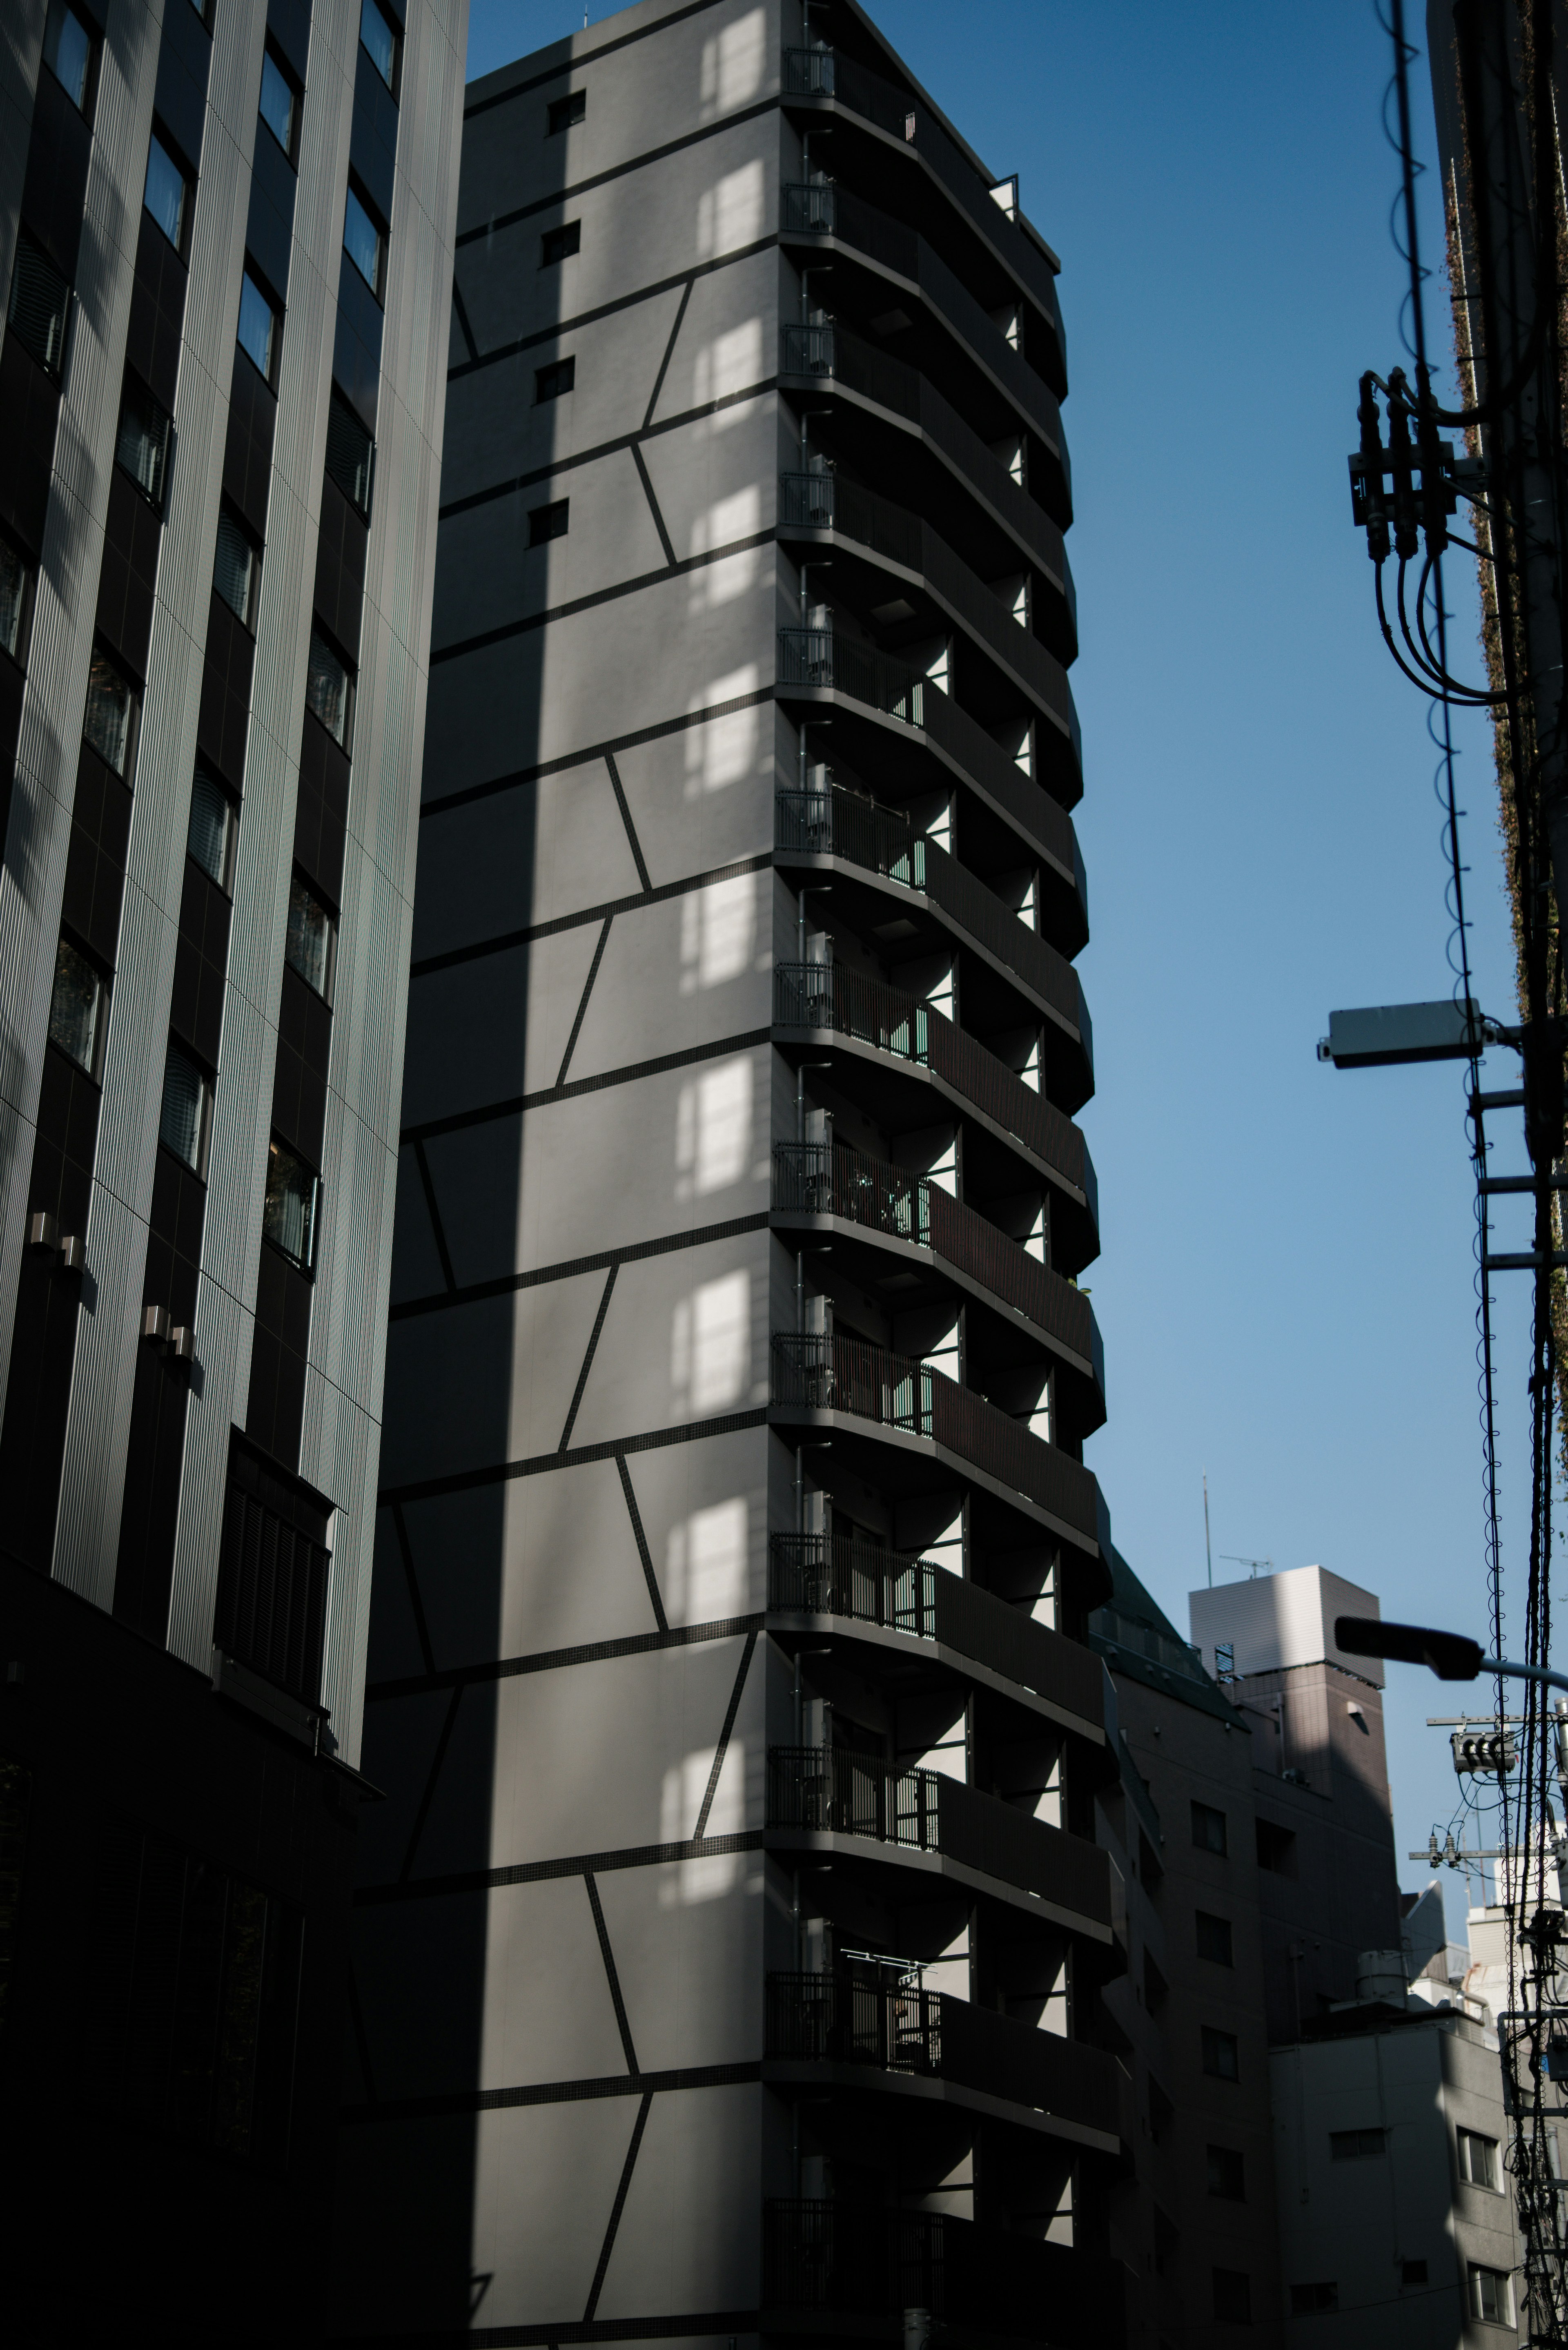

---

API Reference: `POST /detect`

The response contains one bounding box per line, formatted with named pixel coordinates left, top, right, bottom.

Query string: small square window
left=1212, top=2269, right=1251, bottom=2325
left=1401, top=2259, right=1428, bottom=2288
left=1469, top=2265, right=1513, bottom=2325
left=214, top=506, right=260, bottom=630
left=359, top=0, right=398, bottom=93
left=1191, top=1800, right=1227, bottom=1856
left=529, top=499, right=569, bottom=547
left=238, top=269, right=279, bottom=383
left=1290, top=2282, right=1338, bottom=2315
left=83, top=647, right=137, bottom=778
left=540, top=221, right=581, bottom=268
left=1256, top=1816, right=1297, bottom=1874
left=306, top=624, right=353, bottom=750
left=343, top=183, right=387, bottom=300
left=1201, top=2026, right=1239, bottom=2082
left=1459, top=2128, right=1501, bottom=2189
left=1196, top=1910, right=1233, bottom=1966
left=547, top=90, right=586, bottom=134
left=0, top=536, right=36, bottom=669
left=49, top=936, right=106, bottom=1076
left=259, top=49, right=299, bottom=161
left=144, top=129, right=192, bottom=255
left=187, top=759, right=237, bottom=892
left=42, top=0, right=97, bottom=116
left=263, top=1137, right=320, bottom=1273
left=1330, top=2126, right=1386, bottom=2161
left=115, top=372, right=173, bottom=508
left=535, top=357, right=575, bottom=404
left=1206, top=2145, right=1245, bottom=2202
left=8, top=231, right=71, bottom=382
left=325, top=388, right=374, bottom=517
left=286, top=872, right=334, bottom=1001
left=159, top=1040, right=213, bottom=1176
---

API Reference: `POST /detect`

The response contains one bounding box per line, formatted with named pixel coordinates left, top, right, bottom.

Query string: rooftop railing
left=763, top=2198, right=1115, bottom=2342
left=780, top=43, right=1069, bottom=389
left=770, top=1329, right=1098, bottom=1545
left=772, top=961, right=1090, bottom=1208
left=771, top=1138, right=1102, bottom=1391
left=775, top=778, right=1086, bottom=1043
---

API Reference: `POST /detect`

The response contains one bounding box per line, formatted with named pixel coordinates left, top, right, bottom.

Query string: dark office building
left=335, top=0, right=1131, bottom=2341
left=0, top=0, right=462, bottom=2332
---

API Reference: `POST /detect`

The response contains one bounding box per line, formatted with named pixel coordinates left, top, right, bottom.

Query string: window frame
left=546, top=89, right=586, bottom=135
left=47, top=933, right=109, bottom=1081
left=1329, top=2126, right=1387, bottom=2162
left=7, top=229, right=73, bottom=385
left=1200, top=2024, right=1240, bottom=2082
left=0, top=530, right=37, bottom=673
left=114, top=369, right=175, bottom=513
left=1190, top=1799, right=1227, bottom=1857
left=158, top=1038, right=215, bottom=1179
left=540, top=221, right=581, bottom=268
left=285, top=869, right=336, bottom=1004
left=262, top=1135, right=321, bottom=1277
left=187, top=758, right=239, bottom=896
left=236, top=265, right=281, bottom=388
left=1468, top=2264, right=1514, bottom=2326
left=213, top=502, right=262, bottom=633
left=1458, top=2127, right=1502, bottom=2191
left=42, top=0, right=100, bottom=121
left=143, top=123, right=195, bottom=260
left=343, top=178, right=389, bottom=303
left=82, top=642, right=140, bottom=781
left=305, top=621, right=354, bottom=754
left=1195, top=1909, right=1234, bottom=1967
left=528, top=498, right=570, bottom=548
left=359, top=0, right=400, bottom=98
left=535, top=355, right=576, bottom=404
left=258, top=42, right=301, bottom=166
left=1205, top=2143, right=1245, bottom=2202
left=325, top=386, right=375, bottom=519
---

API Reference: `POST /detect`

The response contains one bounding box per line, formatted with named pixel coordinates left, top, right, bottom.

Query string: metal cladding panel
left=1189, top=1564, right=1385, bottom=1686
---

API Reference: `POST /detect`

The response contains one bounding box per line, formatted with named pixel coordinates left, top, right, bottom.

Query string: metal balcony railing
left=767, top=1962, right=941, bottom=2071
left=777, top=626, right=926, bottom=726
left=775, top=779, right=1085, bottom=1041
left=763, top=2198, right=1114, bottom=2343
left=772, top=1138, right=1102, bottom=1389
left=780, top=44, right=1069, bottom=392
left=780, top=183, right=1067, bottom=484
left=772, top=961, right=1088, bottom=1202
left=779, top=466, right=1078, bottom=696
left=770, top=1329, right=1098, bottom=1543
left=768, top=1744, right=942, bottom=1848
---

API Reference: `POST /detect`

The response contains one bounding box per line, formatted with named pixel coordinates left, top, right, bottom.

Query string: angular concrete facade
left=0, top=0, right=462, bottom=2329
left=341, top=2, right=1124, bottom=2339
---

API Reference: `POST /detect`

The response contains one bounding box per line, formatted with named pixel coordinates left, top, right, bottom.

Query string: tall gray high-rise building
left=338, top=0, right=1121, bottom=2340
left=0, top=0, right=462, bottom=2331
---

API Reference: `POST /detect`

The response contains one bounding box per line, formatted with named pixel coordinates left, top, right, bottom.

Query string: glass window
left=144, top=132, right=190, bottom=252
left=1459, top=2129, right=1501, bottom=2189
left=0, top=539, right=34, bottom=667
left=237, top=271, right=277, bottom=382
left=285, top=872, right=334, bottom=999
left=114, top=373, right=173, bottom=507
left=7, top=232, right=71, bottom=381
left=213, top=508, right=259, bottom=629
left=1206, top=2145, right=1244, bottom=2202
left=1195, top=1911, right=1233, bottom=1967
left=48, top=937, right=105, bottom=1075
left=159, top=1041, right=212, bottom=1175
left=547, top=91, right=585, bottom=134
left=535, top=357, right=575, bottom=403
left=325, top=390, right=374, bottom=517
left=529, top=498, right=569, bottom=546
left=1290, top=2283, right=1338, bottom=2316
left=540, top=222, right=580, bottom=267
left=343, top=186, right=385, bottom=298
left=1191, top=1800, right=1227, bottom=1856
left=1330, top=2127, right=1386, bottom=2161
left=187, top=760, right=236, bottom=891
left=359, top=0, right=396, bottom=90
left=1470, top=2266, right=1512, bottom=2325
left=82, top=649, right=136, bottom=776
left=42, top=0, right=95, bottom=113
left=1200, top=2027, right=1238, bottom=2082
left=305, top=626, right=351, bottom=749
left=258, top=51, right=297, bottom=159
left=263, top=1138, right=319, bottom=1272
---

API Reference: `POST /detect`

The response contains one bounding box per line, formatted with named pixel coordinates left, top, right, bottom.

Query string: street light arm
left=1484, top=1657, right=1568, bottom=1699
left=1334, top=1617, right=1568, bottom=1697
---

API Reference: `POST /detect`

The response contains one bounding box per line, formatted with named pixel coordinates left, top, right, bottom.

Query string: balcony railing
left=780, top=44, right=1069, bottom=392
left=772, top=961, right=1089, bottom=1205
left=778, top=626, right=924, bottom=725
left=779, top=466, right=1078, bottom=705
left=766, top=1965, right=1123, bottom=2137
left=780, top=182, right=1067, bottom=486
left=775, top=780, right=1086, bottom=1043
left=771, top=1327, right=1099, bottom=1546
left=769, top=1743, right=942, bottom=1848
left=764, top=2199, right=1116, bottom=2344
left=772, top=1139, right=1103, bottom=1394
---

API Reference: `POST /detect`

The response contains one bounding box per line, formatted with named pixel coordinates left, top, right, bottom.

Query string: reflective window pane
left=43, top=1, right=93, bottom=111
left=48, top=938, right=104, bottom=1074
left=263, top=1139, right=319, bottom=1272
left=7, top=232, right=70, bottom=380
left=214, top=509, right=258, bottom=629
left=360, top=0, right=396, bottom=89
left=305, top=627, right=350, bottom=747
left=0, top=541, right=32, bottom=665
left=343, top=187, right=383, bottom=298
left=115, top=375, right=172, bottom=506
left=144, top=134, right=188, bottom=251
left=259, top=53, right=296, bottom=157
left=237, top=272, right=276, bottom=381
left=285, top=873, right=333, bottom=999
left=83, top=650, right=135, bottom=776
left=187, top=761, right=236, bottom=890
left=325, top=392, right=374, bottom=517
left=159, top=1042, right=210, bottom=1174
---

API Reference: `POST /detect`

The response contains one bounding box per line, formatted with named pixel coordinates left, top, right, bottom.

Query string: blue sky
left=463, top=1, right=1531, bottom=1934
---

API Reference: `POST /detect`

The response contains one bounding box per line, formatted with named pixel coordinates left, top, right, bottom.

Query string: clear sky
left=463, top=0, right=1532, bottom=1937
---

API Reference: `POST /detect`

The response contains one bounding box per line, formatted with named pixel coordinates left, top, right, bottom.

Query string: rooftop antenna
left=1204, top=1470, right=1213, bottom=1588
left=1220, top=1554, right=1275, bottom=1581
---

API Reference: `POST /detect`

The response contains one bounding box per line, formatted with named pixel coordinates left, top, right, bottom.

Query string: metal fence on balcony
left=768, top=1528, right=938, bottom=1637
left=763, top=2198, right=1098, bottom=2340
left=767, top=1963, right=942, bottom=2071
left=773, top=961, right=1085, bottom=1194
left=777, top=627, right=927, bottom=727
left=768, top=1743, right=942, bottom=1850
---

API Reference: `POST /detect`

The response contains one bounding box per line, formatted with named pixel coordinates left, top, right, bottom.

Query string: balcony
left=777, top=599, right=1081, bottom=820
left=780, top=463, right=1076, bottom=708
left=779, top=181, right=1069, bottom=519
left=766, top=1744, right=1112, bottom=1930
left=776, top=777, right=1090, bottom=1065
left=772, top=1140, right=1104, bottom=1425
left=766, top=1962, right=1124, bottom=2145
left=773, top=961, right=1095, bottom=1235
left=780, top=43, right=1068, bottom=395
left=764, top=2199, right=1123, bottom=2346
